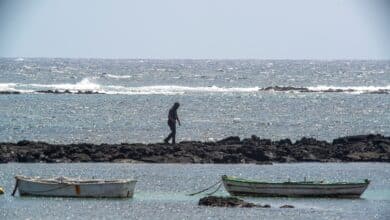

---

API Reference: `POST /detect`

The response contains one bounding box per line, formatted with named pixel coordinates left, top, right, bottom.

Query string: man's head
left=173, top=102, right=180, bottom=109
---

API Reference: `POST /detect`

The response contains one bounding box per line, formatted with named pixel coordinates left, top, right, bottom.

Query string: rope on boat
left=206, top=182, right=223, bottom=195
left=187, top=180, right=222, bottom=196
left=11, top=178, right=19, bottom=196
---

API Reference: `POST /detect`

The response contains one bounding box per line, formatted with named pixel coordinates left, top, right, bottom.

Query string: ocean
left=0, top=58, right=389, bottom=219
left=0, top=163, right=389, bottom=219
left=0, top=58, right=389, bottom=143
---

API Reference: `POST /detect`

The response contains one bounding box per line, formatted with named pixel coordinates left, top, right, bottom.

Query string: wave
left=30, top=78, right=101, bottom=92
left=0, top=78, right=389, bottom=95
left=0, top=83, right=33, bottom=94
left=0, top=79, right=101, bottom=94
left=261, top=85, right=390, bottom=94
left=0, top=78, right=260, bottom=95
left=101, top=73, right=132, bottom=79
left=306, top=85, right=390, bottom=94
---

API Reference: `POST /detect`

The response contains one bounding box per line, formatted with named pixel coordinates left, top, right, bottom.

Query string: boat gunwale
left=228, top=191, right=363, bottom=198
left=17, top=192, right=134, bottom=198
left=222, top=176, right=370, bottom=186
left=15, top=176, right=137, bottom=185
left=224, top=184, right=369, bottom=192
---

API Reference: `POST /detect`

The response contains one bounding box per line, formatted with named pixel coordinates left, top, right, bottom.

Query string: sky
left=0, top=0, right=389, bottom=59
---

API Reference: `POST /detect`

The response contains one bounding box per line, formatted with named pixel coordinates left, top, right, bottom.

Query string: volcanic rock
left=198, top=196, right=270, bottom=208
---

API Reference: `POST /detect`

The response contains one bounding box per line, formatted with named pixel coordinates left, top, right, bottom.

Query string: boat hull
left=222, top=176, right=369, bottom=198
left=16, top=176, right=136, bottom=198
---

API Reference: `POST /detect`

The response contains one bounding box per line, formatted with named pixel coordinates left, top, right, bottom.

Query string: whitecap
left=0, top=83, right=34, bottom=93
left=102, top=74, right=132, bottom=79
left=30, top=78, right=101, bottom=92
left=1, top=80, right=389, bottom=95
left=97, top=85, right=260, bottom=95
left=0, top=83, right=17, bottom=91
left=307, top=85, right=390, bottom=94
left=233, top=118, right=241, bottom=123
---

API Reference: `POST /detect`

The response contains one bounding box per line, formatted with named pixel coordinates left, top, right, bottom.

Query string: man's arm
left=177, top=116, right=181, bottom=126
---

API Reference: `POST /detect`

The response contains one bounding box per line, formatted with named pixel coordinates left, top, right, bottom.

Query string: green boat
left=222, top=175, right=370, bottom=198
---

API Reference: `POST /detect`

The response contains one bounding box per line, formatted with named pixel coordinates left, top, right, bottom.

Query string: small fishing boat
left=0, top=187, right=4, bottom=194
left=222, top=175, right=369, bottom=198
left=12, top=176, right=137, bottom=198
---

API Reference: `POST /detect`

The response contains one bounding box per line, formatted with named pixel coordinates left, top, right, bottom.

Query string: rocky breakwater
left=0, top=134, right=389, bottom=163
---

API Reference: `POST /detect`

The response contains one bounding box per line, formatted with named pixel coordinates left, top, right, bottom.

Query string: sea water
left=0, top=58, right=389, bottom=219
left=0, top=163, right=389, bottom=220
left=0, top=58, right=389, bottom=143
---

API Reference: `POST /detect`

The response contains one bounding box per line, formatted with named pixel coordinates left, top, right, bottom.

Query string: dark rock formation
left=280, top=205, right=294, bottom=208
left=36, top=90, right=100, bottom=94
left=0, top=91, right=21, bottom=94
left=261, top=86, right=309, bottom=92
left=0, top=134, right=389, bottom=163
left=198, top=196, right=270, bottom=208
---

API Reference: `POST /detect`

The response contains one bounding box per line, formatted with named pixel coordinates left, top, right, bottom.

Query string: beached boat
left=12, top=176, right=136, bottom=198
left=222, top=175, right=369, bottom=198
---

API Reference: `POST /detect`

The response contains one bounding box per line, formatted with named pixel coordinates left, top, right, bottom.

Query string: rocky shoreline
left=0, top=134, right=389, bottom=163
left=1, top=86, right=389, bottom=95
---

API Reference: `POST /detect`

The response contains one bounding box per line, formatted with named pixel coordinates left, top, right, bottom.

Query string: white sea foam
left=307, top=85, right=390, bottom=94
left=103, top=74, right=132, bottom=79
left=0, top=83, right=17, bottom=91
left=102, top=85, right=260, bottom=95
left=1, top=78, right=389, bottom=95
left=30, top=78, right=261, bottom=94
left=0, top=83, right=33, bottom=93
left=0, top=79, right=259, bottom=95
left=30, top=78, right=101, bottom=92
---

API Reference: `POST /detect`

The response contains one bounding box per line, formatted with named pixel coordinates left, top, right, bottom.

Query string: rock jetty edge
left=0, top=134, right=389, bottom=163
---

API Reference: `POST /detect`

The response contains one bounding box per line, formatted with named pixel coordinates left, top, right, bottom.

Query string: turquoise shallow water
left=0, top=163, right=389, bottom=219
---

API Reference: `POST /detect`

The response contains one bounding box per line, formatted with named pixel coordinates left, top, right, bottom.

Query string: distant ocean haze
left=0, top=58, right=389, bottom=143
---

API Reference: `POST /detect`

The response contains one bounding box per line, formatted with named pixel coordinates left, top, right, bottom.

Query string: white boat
left=222, top=175, right=369, bottom=198
left=13, top=176, right=137, bottom=198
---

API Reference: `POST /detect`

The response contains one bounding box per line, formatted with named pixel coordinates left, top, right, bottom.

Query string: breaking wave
left=101, top=73, right=132, bottom=79
left=261, top=85, right=390, bottom=94
left=1, top=78, right=389, bottom=95
left=0, top=83, right=33, bottom=94
left=306, top=85, right=390, bottom=94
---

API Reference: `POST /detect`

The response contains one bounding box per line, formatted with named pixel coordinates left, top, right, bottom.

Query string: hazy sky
left=0, top=0, right=389, bottom=59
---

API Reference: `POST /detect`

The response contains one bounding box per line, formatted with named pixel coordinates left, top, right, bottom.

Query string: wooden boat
left=222, top=175, right=369, bottom=198
left=12, top=176, right=137, bottom=198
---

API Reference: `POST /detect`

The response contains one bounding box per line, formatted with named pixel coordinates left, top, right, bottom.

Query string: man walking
left=164, top=102, right=181, bottom=144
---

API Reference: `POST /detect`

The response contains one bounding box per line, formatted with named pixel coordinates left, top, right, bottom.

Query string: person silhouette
left=164, top=102, right=181, bottom=144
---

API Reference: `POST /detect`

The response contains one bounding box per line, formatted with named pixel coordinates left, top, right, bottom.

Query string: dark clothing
left=165, top=121, right=176, bottom=144
left=168, top=108, right=178, bottom=124
left=165, top=106, right=179, bottom=144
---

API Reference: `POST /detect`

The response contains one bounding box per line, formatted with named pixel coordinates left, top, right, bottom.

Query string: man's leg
left=171, top=124, right=176, bottom=144
left=164, top=122, right=172, bottom=143
left=165, top=122, right=174, bottom=143
left=164, top=135, right=170, bottom=144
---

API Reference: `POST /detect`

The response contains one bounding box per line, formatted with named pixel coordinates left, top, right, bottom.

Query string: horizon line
left=1, top=56, right=390, bottom=61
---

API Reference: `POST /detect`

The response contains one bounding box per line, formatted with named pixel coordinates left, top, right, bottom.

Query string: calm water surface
left=0, top=163, right=389, bottom=220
